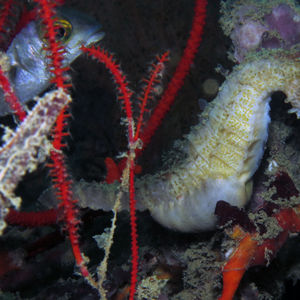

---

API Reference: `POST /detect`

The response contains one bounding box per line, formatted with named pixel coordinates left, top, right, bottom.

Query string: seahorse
left=73, top=52, right=300, bottom=232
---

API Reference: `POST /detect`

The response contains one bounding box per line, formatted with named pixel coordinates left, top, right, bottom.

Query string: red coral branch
left=82, top=1, right=208, bottom=294
left=139, top=0, right=207, bottom=150
left=47, top=150, right=90, bottom=277
left=219, top=229, right=258, bottom=300
left=218, top=171, right=300, bottom=299
left=103, top=52, right=170, bottom=183
left=2, top=0, right=207, bottom=296
left=5, top=208, right=58, bottom=227
left=80, top=46, right=134, bottom=135
left=104, top=157, right=122, bottom=184
left=219, top=205, right=300, bottom=300
left=0, top=1, right=34, bottom=122
left=80, top=45, right=139, bottom=298
left=48, top=108, right=90, bottom=278
left=96, top=0, right=207, bottom=181
left=104, top=156, right=142, bottom=183
left=33, top=0, right=69, bottom=90
left=135, top=51, right=170, bottom=140
left=129, top=161, right=138, bottom=300
left=32, top=0, right=90, bottom=280
left=0, top=66, right=26, bottom=121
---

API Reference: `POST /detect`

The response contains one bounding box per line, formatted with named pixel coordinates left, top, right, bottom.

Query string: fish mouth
left=86, top=30, right=105, bottom=47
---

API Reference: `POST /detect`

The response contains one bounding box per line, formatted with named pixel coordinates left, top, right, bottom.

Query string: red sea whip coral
left=32, top=0, right=93, bottom=281
left=81, top=0, right=207, bottom=295
left=0, top=0, right=208, bottom=298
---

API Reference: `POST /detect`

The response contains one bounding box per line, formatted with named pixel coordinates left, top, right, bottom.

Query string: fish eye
left=53, top=19, right=72, bottom=42
left=38, top=18, right=72, bottom=44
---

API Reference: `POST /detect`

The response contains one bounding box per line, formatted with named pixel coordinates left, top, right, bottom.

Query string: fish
left=0, top=7, right=105, bottom=116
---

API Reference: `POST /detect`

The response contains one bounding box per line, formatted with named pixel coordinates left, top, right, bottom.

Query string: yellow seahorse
left=73, top=53, right=300, bottom=232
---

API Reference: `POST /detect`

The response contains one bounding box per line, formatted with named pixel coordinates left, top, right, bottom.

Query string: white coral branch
left=0, top=88, right=71, bottom=235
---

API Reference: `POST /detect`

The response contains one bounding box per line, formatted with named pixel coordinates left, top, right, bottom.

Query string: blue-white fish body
left=0, top=7, right=104, bottom=115
left=6, top=21, right=49, bottom=104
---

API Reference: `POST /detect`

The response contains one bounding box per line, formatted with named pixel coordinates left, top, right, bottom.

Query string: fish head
left=37, top=7, right=105, bottom=65
left=4, top=7, right=105, bottom=107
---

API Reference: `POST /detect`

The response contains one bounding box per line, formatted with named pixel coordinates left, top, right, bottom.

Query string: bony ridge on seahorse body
left=74, top=53, right=300, bottom=232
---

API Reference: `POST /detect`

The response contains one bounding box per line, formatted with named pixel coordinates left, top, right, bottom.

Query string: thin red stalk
left=81, top=46, right=134, bottom=141
left=33, top=0, right=69, bottom=89
left=81, top=45, right=139, bottom=298
left=48, top=149, right=89, bottom=277
left=129, top=161, right=138, bottom=300
left=49, top=108, right=89, bottom=277
left=135, top=51, right=169, bottom=141
left=103, top=51, right=170, bottom=183
left=0, top=1, right=35, bottom=122
left=0, top=0, right=25, bottom=121
left=81, top=0, right=207, bottom=294
left=0, top=67, right=26, bottom=121
left=139, top=0, right=207, bottom=151
left=33, top=0, right=88, bottom=279
left=5, top=208, right=58, bottom=227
